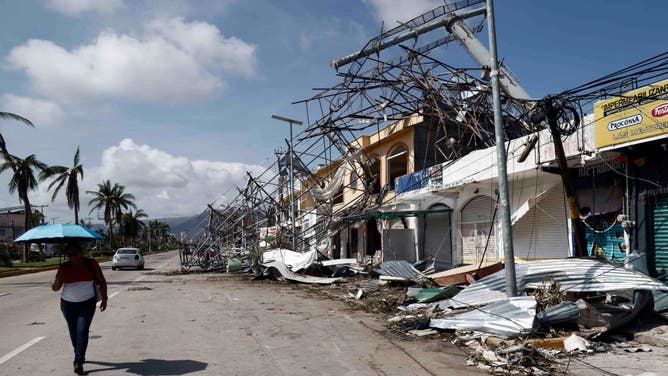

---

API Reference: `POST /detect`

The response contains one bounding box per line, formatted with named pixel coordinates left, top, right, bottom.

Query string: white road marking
left=0, top=337, right=45, bottom=366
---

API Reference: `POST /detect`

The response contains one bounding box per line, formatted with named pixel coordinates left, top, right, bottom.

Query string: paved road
left=0, top=250, right=484, bottom=375
left=0, top=251, right=178, bottom=375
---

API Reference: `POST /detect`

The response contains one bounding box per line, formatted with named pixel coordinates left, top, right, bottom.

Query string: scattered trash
left=128, top=286, right=152, bottom=291
left=408, top=328, right=438, bottom=337
left=623, top=347, right=652, bottom=353
left=563, top=333, right=589, bottom=352
left=226, top=258, right=242, bottom=272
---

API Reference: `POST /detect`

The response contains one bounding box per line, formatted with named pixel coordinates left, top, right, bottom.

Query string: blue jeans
left=60, top=297, right=96, bottom=364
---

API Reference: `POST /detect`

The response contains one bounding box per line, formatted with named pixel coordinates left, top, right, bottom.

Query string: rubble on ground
left=188, top=248, right=668, bottom=374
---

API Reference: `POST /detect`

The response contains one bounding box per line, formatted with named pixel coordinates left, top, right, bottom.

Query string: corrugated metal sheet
left=376, top=260, right=426, bottom=282
left=407, top=286, right=461, bottom=303
left=536, top=301, right=580, bottom=327
left=321, top=258, right=357, bottom=267
left=261, top=260, right=341, bottom=285
left=443, top=258, right=668, bottom=309
left=430, top=296, right=536, bottom=338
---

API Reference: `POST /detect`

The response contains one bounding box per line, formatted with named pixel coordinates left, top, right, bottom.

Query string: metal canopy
left=342, top=208, right=452, bottom=222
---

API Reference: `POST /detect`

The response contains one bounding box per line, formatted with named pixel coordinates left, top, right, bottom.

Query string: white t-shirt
left=62, top=281, right=96, bottom=302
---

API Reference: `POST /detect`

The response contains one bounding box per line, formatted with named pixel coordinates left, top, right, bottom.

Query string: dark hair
left=64, top=242, right=83, bottom=255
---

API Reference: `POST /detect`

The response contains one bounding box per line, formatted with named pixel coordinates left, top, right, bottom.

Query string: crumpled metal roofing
left=261, top=260, right=341, bottom=285
left=430, top=296, right=537, bottom=338
left=442, top=258, right=668, bottom=309
left=261, top=248, right=318, bottom=272
left=376, top=260, right=426, bottom=282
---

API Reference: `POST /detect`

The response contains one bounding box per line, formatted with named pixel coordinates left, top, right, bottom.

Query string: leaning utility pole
left=532, top=100, right=588, bottom=258
left=487, top=0, right=517, bottom=297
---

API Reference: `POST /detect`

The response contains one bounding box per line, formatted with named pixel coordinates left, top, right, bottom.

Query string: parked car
left=111, top=247, right=144, bottom=270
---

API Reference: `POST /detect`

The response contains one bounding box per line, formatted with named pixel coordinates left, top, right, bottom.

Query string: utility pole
left=532, top=100, right=587, bottom=257
left=487, top=0, right=517, bottom=297
left=271, top=115, right=303, bottom=251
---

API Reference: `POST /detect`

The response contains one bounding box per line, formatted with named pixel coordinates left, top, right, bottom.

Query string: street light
left=271, top=114, right=303, bottom=250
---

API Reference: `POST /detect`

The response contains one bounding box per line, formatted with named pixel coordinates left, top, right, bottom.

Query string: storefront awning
left=342, top=207, right=452, bottom=222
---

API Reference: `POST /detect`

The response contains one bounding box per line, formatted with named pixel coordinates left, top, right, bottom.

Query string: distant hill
left=152, top=213, right=208, bottom=240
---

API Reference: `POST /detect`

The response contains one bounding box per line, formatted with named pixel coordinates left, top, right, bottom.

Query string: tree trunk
left=22, top=197, right=31, bottom=263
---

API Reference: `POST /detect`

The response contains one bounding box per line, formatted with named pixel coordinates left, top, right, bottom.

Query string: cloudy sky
left=0, top=0, right=663, bottom=223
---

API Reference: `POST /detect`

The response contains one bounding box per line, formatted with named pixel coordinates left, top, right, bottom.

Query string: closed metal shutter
left=652, top=194, right=668, bottom=281
left=512, top=185, right=570, bottom=260
left=460, top=195, right=497, bottom=263
left=424, top=209, right=453, bottom=269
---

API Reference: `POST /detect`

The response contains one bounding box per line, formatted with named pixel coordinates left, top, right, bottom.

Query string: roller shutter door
left=512, top=185, right=569, bottom=259
left=651, top=194, right=668, bottom=281
left=460, top=195, right=498, bottom=263
left=424, top=208, right=453, bottom=270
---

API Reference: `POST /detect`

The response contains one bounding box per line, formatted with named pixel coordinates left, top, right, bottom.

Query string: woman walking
left=51, top=242, right=107, bottom=374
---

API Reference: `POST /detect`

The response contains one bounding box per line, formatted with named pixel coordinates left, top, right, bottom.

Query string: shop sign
left=594, top=78, right=668, bottom=149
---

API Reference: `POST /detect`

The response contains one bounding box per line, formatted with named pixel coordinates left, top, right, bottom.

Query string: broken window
left=387, top=144, right=408, bottom=190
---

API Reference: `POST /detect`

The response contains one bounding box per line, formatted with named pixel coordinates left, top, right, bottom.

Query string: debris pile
left=192, top=249, right=668, bottom=374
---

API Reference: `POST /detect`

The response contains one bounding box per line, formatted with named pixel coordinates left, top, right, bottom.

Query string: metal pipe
left=272, top=115, right=303, bottom=250
left=487, top=0, right=517, bottom=297
left=331, top=7, right=486, bottom=69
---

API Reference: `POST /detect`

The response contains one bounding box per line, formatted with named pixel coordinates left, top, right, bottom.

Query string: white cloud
left=146, top=17, right=257, bottom=78
left=89, top=138, right=263, bottom=218
left=30, top=138, right=265, bottom=220
left=364, top=0, right=442, bottom=27
left=6, top=18, right=258, bottom=104
left=46, top=0, right=124, bottom=16
left=0, top=94, right=64, bottom=126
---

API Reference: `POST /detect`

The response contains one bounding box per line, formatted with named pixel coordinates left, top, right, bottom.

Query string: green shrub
left=0, top=249, right=11, bottom=267
left=29, top=250, right=46, bottom=262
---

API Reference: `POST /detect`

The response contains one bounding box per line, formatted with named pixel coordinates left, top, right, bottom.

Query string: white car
left=111, top=248, right=144, bottom=270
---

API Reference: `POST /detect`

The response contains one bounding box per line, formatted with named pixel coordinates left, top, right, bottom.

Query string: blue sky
left=0, top=0, right=664, bottom=222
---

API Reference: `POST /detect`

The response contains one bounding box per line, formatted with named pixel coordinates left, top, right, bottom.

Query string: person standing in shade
left=51, top=242, right=107, bottom=375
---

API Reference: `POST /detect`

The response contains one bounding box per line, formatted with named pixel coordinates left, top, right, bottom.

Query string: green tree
left=148, top=220, right=170, bottom=251
left=39, top=146, right=84, bottom=223
left=0, top=154, right=48, bottom=262
left=120, top=209, right=148, bottom=247
left=87, top=180, right=136, bottom=248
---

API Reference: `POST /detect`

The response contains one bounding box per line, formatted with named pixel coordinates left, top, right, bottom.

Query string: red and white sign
left=651, top=102, right=668, bottom=118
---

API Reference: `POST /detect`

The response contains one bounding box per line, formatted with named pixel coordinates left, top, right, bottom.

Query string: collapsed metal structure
left=179, top=0, right=668, bottom=272
left=180, top=0, right=541, bottom=271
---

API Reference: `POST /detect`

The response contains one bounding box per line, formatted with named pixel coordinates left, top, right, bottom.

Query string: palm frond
left=0, top=112, right=33, bottom=127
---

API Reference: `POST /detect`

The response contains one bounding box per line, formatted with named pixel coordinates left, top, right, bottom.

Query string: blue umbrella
left=14, top=223, right=104, bottom=243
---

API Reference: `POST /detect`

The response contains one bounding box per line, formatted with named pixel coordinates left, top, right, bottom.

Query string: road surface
left=0, top=250, right=484, bottom=375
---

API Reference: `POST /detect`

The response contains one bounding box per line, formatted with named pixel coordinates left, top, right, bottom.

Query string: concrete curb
left=0, top=265, right=60, bottom=278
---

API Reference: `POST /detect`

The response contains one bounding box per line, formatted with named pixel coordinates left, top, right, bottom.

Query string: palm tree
left=39, top=147, right=84, bottom=223
left=0, top=154, right=48, bottom=262
left=0, top=112, right=33, bottom=161
left=148, top=220, right=170, bottom=251
left=87, top=180, right=136, bottom=248
left=120, top=209, right=148, bottom=246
